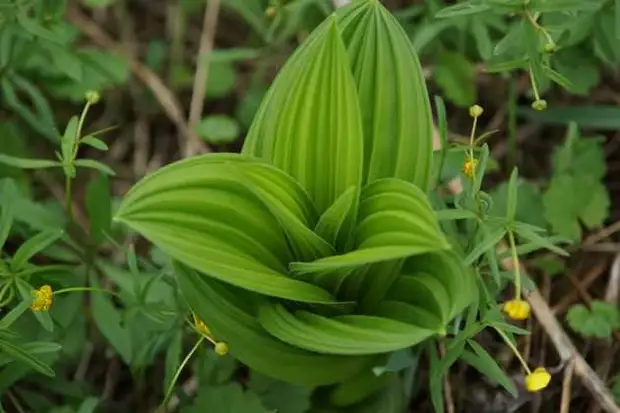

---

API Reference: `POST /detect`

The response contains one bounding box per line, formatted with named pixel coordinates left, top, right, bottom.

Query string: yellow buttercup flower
left=502, top=299, right=530, bottom=321
left=193, top=314, right=213, bottom=338
left=31, top=285, right=53, bottom=312
left=525, top=367, right=551, bottom=392
left=462, top=158, right=478, bottom=179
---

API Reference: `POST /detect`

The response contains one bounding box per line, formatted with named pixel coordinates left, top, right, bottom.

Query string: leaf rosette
left=115, top=0, right=476, bottom=407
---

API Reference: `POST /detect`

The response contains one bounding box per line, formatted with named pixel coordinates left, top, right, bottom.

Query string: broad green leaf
left=175, top=264, right=372, bottom=387
left=183, top=382, right=269, bottom=413
left=258, top=303, right=437, bottom=355
left=291, top=179, right=449, bottom=274
left=10, top=229, right=65, bottom=271
left=194, top=115, right=240, bottom=144
left=249, top=372, right=312, bottom=413
left=314, top=185, right=358, bottom=252
left=328, top=368, right=393, bottom=407
left=243, top=18, right=363, bottom=214
left=337, top=2, right=434, bottom=189
left=116, top=154, right=335, bottom=304
left=566, top=301, right=620, bottom=339
left=471, top=22, right=492, bottom=60
left=0, top=154, right=60, bottom=170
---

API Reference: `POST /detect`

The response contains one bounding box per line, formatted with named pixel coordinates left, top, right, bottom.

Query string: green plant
left=115, top=3, right=477, bottom=410
left=1, top=0, right=614, bottom=412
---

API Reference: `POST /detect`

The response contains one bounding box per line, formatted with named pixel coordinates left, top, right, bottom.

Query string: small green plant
left=567, top=301, right=620, bottom=339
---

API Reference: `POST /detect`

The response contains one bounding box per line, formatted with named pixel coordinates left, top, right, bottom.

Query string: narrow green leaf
left=463, top=340, right=518, bottom=396
left=506, top=168, right=518, bottom=221
left=435, top=209, right=477, bottom=221
left=81, top=136, right=109, bottom=151
left=513, top=225, right=570, bottom=256
left=10, top=229, right=64, bottom=271
left=0, top=300, right=31, bottom=330
left=0, top=339, right=55, bottom=377
left=0, top=154, right=60, bottom=170
left=74, top=159, right=116, bottom=176
left=61, top=116, right=79, bottom=164
left=435, top=2, right=491, bottom=18
left=0, top=179, right=17, bottom=250
left=464, top=225, right=506, bottom=266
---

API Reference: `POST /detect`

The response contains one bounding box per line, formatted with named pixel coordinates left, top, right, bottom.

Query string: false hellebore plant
left=115, top=1, right=476, bottom=411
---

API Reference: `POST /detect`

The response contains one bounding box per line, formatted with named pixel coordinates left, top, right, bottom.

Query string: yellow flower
left=31, top=285, right=53, bottom=312
left=265, top=6, right=276, bottom=17
left=193, top=315, right=212, bottom=338
left=502, top=299, right=530, bottom=321
left=525, top=367, right=551, bottom=392
left=462, top=158, right=478, bottom=178
left=214, top=342, right=229, bottom=356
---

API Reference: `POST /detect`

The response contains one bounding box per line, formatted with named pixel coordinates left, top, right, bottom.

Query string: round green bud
left=531, top=99, right=547, bottom=111
left=469, top=104, right=484, bottom=118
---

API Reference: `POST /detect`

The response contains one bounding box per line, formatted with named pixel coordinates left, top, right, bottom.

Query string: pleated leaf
left=399, top=250, right=477, bottom=321
left=242, top=18, right=364, bottom=214
left=258, top=303, right=437, bottom=355
left=175, top=263, right=372, bottom=386
left=337, top=1, right=434, bottom=190
left=290, top=178, right=449, bottom=274
left=115, top=154, right=335, bottom=304
left=314, top=185, right=358, bottom=252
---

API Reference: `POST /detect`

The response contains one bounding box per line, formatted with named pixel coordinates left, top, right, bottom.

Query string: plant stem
left=508, top=77, right=517, bottom=170
left=65, top=177, right=73, bottom=222
left=159, top=337, right=205, bottom=411
left=53, top=286, right=120, bottom=298
left=492, top=325, right=531, bottom=374
left=507, top=229, right=522, bottom=299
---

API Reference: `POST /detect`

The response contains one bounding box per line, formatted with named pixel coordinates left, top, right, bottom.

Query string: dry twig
left=185, top=0, right=221, bottom=157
